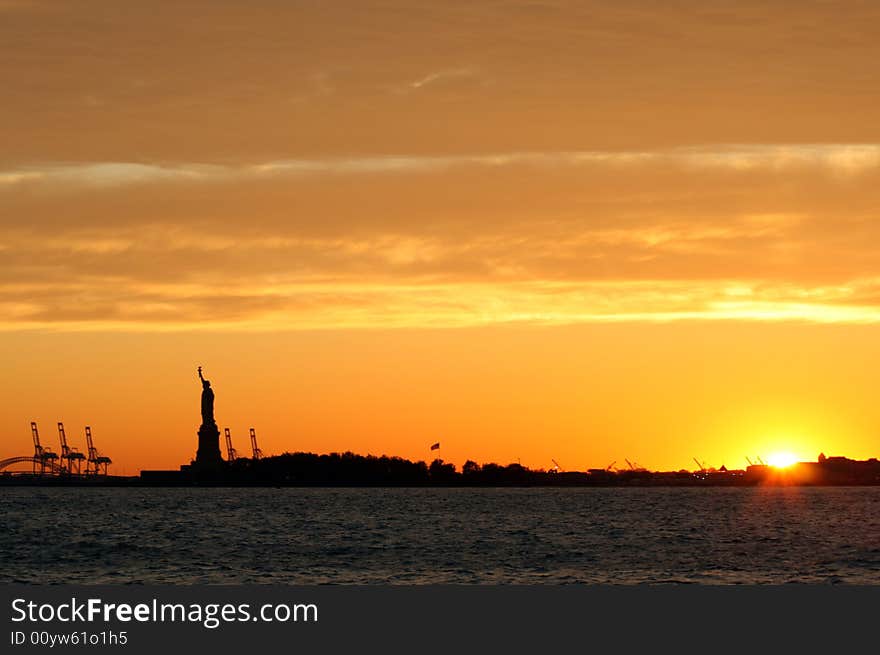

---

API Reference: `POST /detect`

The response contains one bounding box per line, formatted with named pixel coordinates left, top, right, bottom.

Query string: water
left=1, top=487, right=879, bottom=584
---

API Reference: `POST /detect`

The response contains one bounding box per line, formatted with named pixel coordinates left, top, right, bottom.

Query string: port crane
left=249, top=427, right=263, bottom=460
left=31, top=421, right=58, bottom=475
left=0, top=422, right=109, bottom=477
left=625, top=458, right=647, bottom=472
left=606, top=461, right=616, bottom=471
left=224, top=428, right=237, bottom=462
left=693, top=457, right=708, bottom=473
left=58, top=422, right=85, bottom=475
left=551, top=458, right=562, bottom=473
left=84, top=426, right=112, bottom=476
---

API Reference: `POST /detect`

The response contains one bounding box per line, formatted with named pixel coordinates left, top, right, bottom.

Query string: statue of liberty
left=195, top=366, right=222, bottom=464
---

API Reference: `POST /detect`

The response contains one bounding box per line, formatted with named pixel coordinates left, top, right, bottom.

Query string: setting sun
left=767, top=452, right=799, bottom=469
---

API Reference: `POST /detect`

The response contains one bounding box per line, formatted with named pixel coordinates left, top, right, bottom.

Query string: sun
left=767, top=452, right=798, bottom=469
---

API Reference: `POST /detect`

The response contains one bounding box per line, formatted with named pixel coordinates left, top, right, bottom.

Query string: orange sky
left=2, top=1, right=879, bottom=472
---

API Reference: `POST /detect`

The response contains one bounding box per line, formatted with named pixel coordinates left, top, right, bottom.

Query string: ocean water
left=1, top=487, right=879, bottom=584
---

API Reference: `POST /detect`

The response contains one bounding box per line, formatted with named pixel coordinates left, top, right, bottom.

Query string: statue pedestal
left=195, top=422, right=223, bottom=465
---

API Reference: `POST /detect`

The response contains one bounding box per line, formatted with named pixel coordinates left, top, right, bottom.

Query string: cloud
left=4, top=1, right=880, bottom=168
left=3, top=211, right=880, bottom=331
left=0, top=162, right=219, bottom=188
left=3, top=142, right=880, bottom=331
left=406, top=68, right=479, bottom=91
left=1, top=144, right=878, bottom=191
left=5, top=276, right=880, bottom=332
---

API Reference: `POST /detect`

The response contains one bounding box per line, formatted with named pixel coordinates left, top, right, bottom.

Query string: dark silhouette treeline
left=225, top=452, right=541, bottom=485
left=234, top=452, right=432, bottom=484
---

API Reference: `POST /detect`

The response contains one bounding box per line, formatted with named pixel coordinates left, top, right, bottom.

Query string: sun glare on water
left=767, top=452, right=798, bottom=469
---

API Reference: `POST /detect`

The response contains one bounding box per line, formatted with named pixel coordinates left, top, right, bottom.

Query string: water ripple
left=1, top=487, right=878, bottom=584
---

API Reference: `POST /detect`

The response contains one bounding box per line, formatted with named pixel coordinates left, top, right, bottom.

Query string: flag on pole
left=430, top=442, right=440, bottom=450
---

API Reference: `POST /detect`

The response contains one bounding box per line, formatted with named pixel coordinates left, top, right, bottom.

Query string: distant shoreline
left=3, top=476, right=880, bottom=488
left=4, top=450, right=878, bottom=488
